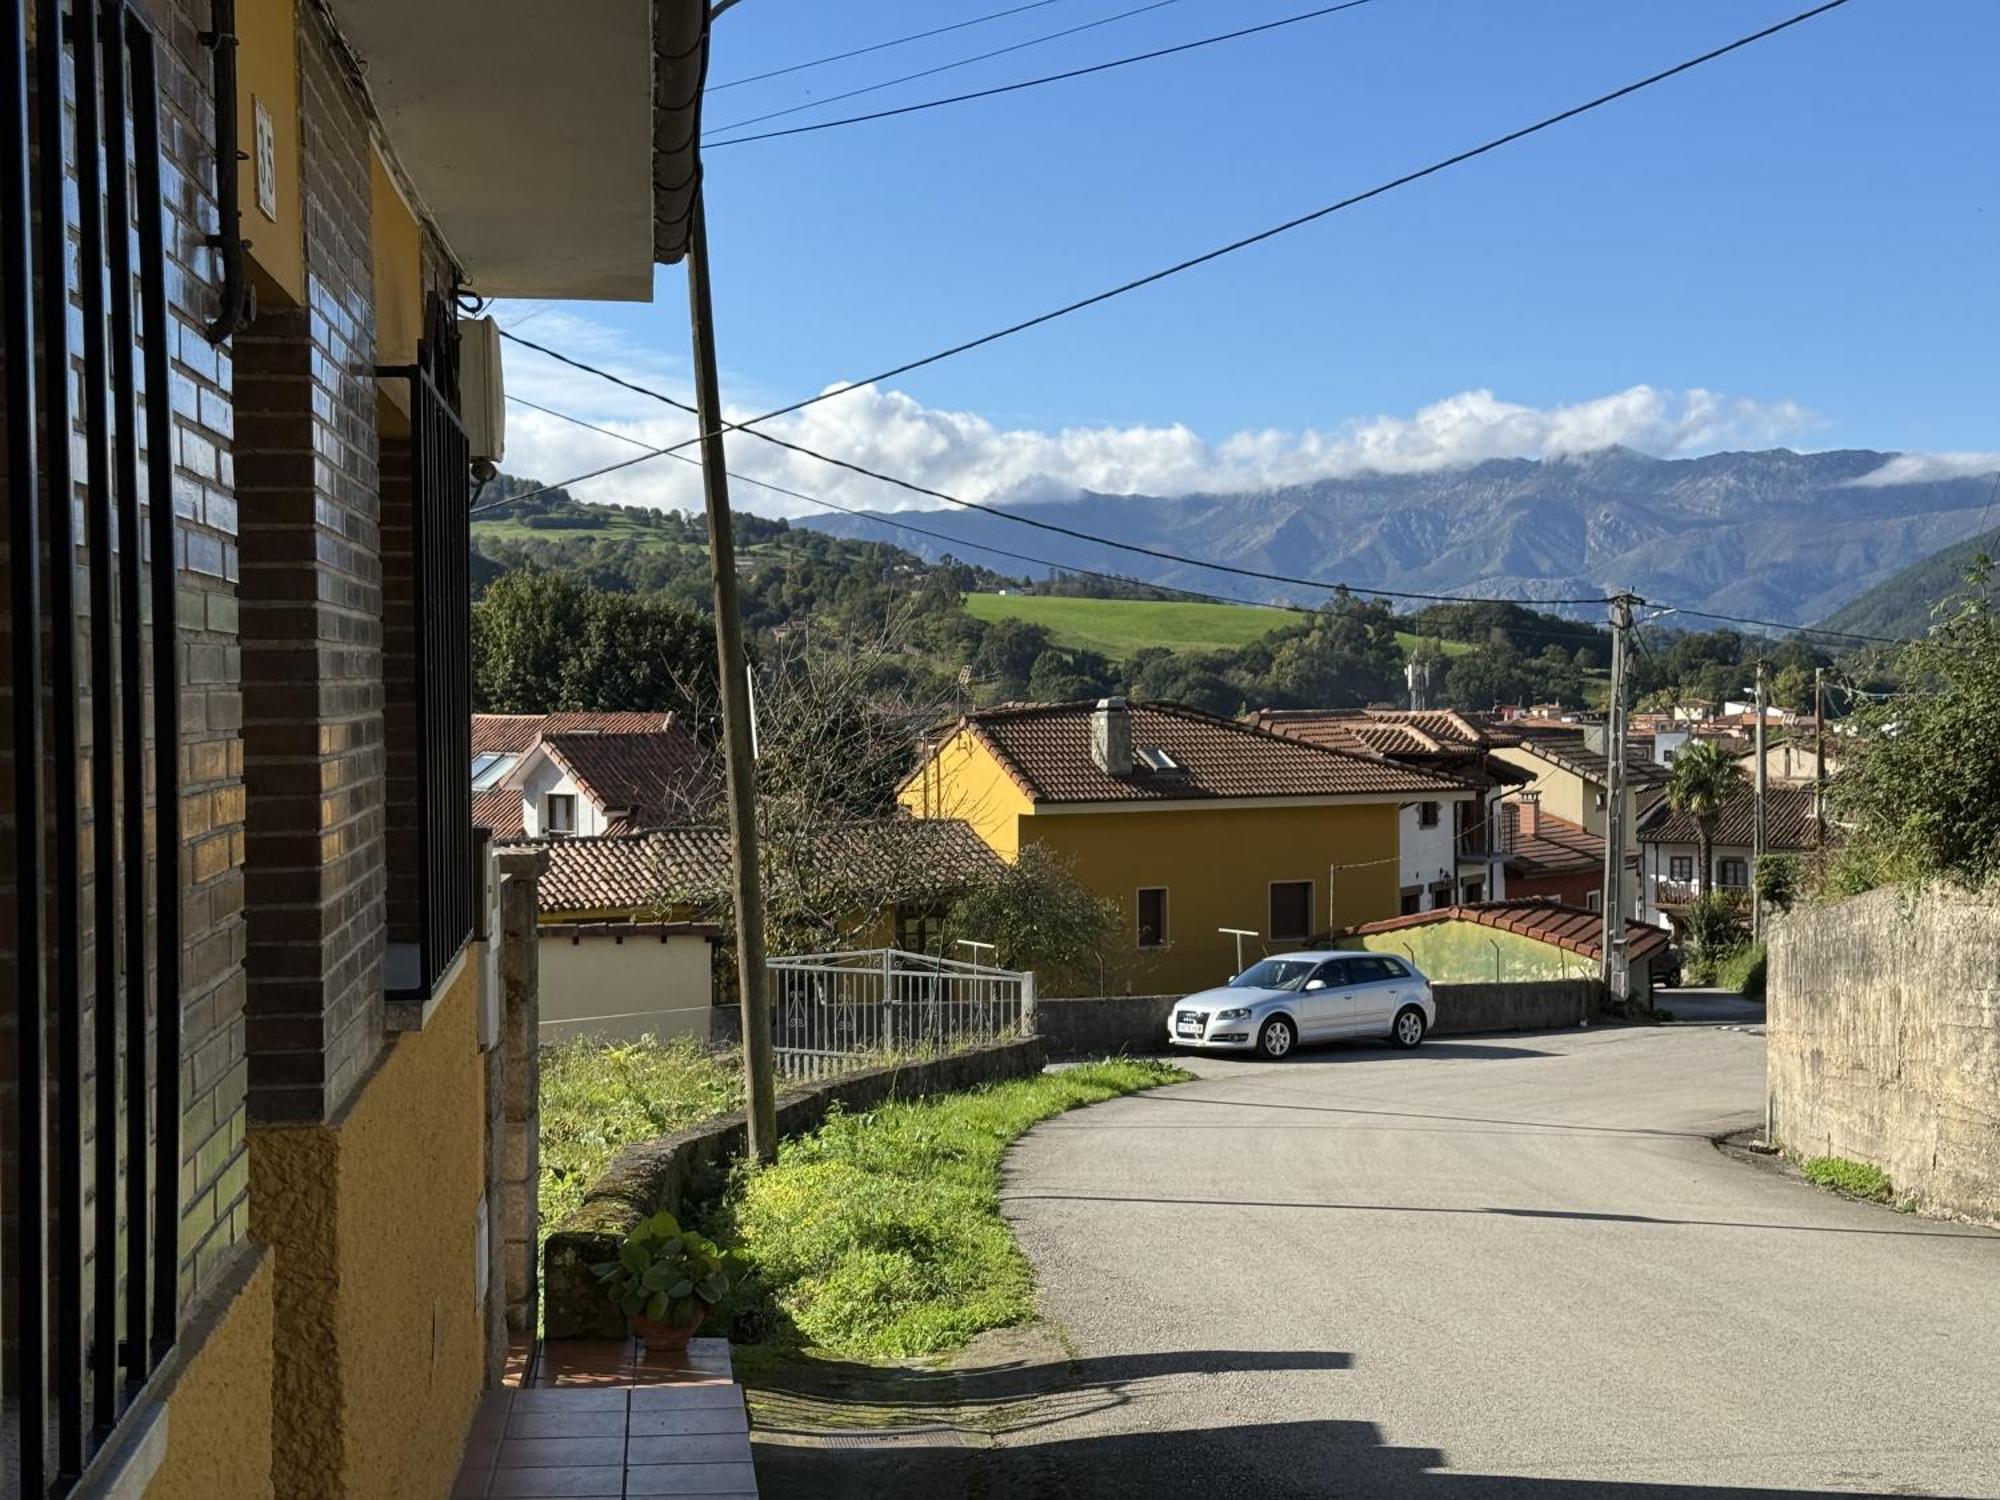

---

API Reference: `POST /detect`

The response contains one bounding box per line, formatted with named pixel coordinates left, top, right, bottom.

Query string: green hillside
left=962, top=593, right=1291, bottom=655
left=1818, top=523, right=2000, bottom=639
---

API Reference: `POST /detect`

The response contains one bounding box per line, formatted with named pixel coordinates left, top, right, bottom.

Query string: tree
left=1828, top=561, right=2000, bottom=892
left=1771, top=664, right=1811, bottom=715
left=1665, top=738, right=1745, bottom=897
left=945, top=843, right=1124, bottom=997
left=471, top=570, right=715, bottom=720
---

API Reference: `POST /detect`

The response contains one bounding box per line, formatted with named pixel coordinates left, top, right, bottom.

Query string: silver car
left=1166, top=951, right=1435, bottom=1059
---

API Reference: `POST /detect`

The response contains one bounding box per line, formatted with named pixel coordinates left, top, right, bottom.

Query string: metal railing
left=5, top=0, right=181, bottom=1489
left=765, top=948, right=1036, bottom=1080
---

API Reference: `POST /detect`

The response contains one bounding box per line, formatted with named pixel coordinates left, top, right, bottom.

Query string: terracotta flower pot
left=634, top=1309, right=704, bottom=1352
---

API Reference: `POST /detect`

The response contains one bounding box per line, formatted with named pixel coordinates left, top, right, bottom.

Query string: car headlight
left=1215, top=1007, right=1252, bottom=1021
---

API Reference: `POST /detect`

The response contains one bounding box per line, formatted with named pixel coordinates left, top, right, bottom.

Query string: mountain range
left=797, top=447, right=1998, bottom=627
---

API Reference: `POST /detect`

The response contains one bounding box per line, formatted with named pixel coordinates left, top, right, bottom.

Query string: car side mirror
left=1304, top=979, right=1327, bottom=991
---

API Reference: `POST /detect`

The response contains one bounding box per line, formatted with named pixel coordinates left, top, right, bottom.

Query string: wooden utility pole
left=1600, top=593, right=1636, bottom=1009
left=686, top=194, right=777, bottom=1162
left=1752, top=659, right=1768, bottom=937
left=1813, top=666, right=1827, bottom=846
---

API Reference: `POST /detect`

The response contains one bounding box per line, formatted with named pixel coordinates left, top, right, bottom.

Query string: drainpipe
left=201, top=0, right=255, bottom=342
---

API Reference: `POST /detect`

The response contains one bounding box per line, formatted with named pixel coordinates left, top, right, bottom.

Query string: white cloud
left=1841, top=451, right=2000, bottom=488
left=493, top=317, right=1822, bottom=519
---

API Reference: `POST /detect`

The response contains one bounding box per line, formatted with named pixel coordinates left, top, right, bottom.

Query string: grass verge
left=539, top=1036, right=742, bottom=1245
left=1799, top=1154, right=1894, bottom=1203
left=1713, top=941, right=1767, bottom=1000
left=711, top=1058, right=1188, bottom=1359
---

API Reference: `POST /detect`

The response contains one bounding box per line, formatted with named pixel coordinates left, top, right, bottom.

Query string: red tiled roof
left=533, top=819, right=1004, bottom=916
left=951, top=701, right=1471, bottom=805
left=471, top=711, right=673, bottom=756
left=1323, top=899, right=1671, bottom=962
left=472, top=788, right=523, bottom=839
left=1503, top=808, right=1604, bottom=876
left=538, top=728, right=718, bottom=832
left=1639, top=784, right=1821, bottom=851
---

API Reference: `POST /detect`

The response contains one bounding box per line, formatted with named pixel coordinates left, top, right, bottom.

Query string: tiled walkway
left=452, top=1338, right=757, bottom=1498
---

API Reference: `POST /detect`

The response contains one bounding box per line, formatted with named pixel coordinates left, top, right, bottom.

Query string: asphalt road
left=984, top=1015, right=2000, bottom=1498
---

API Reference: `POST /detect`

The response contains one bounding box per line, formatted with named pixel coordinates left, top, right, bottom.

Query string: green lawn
left=472, top=513, right=697, bottom=552
left=1393, top=631, right=1476, bottom=658
left=962, top=593, right=1295, bottom=656
left=712, top=1059, right=1187, bottom=1357
left=539, top=1036, right=743, bottom=1250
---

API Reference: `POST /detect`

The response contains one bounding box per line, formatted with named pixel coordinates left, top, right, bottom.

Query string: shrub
left=1755, top=854, right=1802, bottom=913
left=1677, top=889, right=1748, bottom=983
left=1714, top=941, right=1765, bottom=1001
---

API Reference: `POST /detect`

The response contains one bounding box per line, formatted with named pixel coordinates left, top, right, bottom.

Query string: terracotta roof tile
left=472, top=788, right=523, bottom=839
left=1502, top=809, right=1604, bottom=876
left=955, top=701, right=1470, bottom=804
left=1322, top=899, right=1671, bottom=963
left=1639, top=784, right=1821, bottom=850
left=471, top=711, right=672, bottom=756
left=538, top=728, right=719, bottom=830
left=533, top=818, right=1005, bottom=916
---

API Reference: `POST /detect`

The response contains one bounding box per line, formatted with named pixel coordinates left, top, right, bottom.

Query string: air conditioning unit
left=459, top=315, right=505, bottom=465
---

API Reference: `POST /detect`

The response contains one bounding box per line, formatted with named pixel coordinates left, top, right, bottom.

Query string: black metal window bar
left=379, top=298, right=473, bottom=1001
left=4, top=0, right=181, bottom=1493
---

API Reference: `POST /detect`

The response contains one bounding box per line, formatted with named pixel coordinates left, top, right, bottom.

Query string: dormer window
left=545, top=793, right=577, bottom=836
left=1135, top=746, right=1179, bottom=773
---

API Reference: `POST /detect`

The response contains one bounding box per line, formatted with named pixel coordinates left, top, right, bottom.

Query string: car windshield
left=1229, top=958, right=1320, bottom=991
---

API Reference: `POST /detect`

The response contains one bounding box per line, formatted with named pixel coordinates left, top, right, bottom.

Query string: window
left=1351, top=956, right=1402, bottom=983
left=1269, top=880, right=1313, bottom=941
left=1135, top=746, right=1179, bottom=772
left=470, top=751, right=517, bottom=791
left=1376, top=957, right=1411, bottom=978
left=1137, top=887, right=1168, bottom=948
left=1308, top=959, right=1352, bottom=988
left=1669, top=855, right=1694, bottom=882
left=1417, top=801, right=1441, bottom=828
left=1587, top=890, right=1603, bottom=911
left=1461, top=879, right=1484, bottom=904
left=1719, top=858, right=1749, bottom=888
left=896, top=906, right=945, bottom=956
left=545, top=793, right=578, bottom=835
left=1400, top=888, right=1423, bottom=916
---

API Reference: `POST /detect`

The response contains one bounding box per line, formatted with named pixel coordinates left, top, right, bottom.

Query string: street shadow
left=752, top=1416, right=1967, bottom=1500
left=999, top=1189, right=2000, bottom=1242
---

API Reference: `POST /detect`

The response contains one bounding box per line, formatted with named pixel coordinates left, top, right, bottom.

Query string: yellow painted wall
left=1343, top=920, right=1594, bottom=984
left=249, top=960, right=486, bottom=1499
left=1492, top=746, right=1600, bottom=832
left=897, top=729, right=1030, bottom=860
left=235, top=0, right=304, bottom=307
left=1026, top=802, right=1402, bottom=995
left=371, top=148, right=424, bottom=422
left=145, top=1251, right=277, bottom=1500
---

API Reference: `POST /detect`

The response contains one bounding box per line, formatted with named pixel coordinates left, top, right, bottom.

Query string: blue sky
left=494, top=0, right=1998, bottom=518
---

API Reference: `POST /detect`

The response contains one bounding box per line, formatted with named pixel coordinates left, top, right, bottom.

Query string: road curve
left=994, top=1021, right=2000, bottom=1498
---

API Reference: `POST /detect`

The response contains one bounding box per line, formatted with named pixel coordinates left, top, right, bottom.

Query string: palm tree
left=1665, top=738, right=1746, bottom=896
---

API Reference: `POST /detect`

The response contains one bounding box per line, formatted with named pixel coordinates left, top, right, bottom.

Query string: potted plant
left=591, top=1211, right=734, bottom=1352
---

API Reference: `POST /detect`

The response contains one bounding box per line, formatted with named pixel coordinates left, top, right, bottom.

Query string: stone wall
left=544, top=1037, right=1047, bottom=1338
left=1033, top=982, right=1604, bottom=1054
left=1767, top=884, right=2000, bottom=1225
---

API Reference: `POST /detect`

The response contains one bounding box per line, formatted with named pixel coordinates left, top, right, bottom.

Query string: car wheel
left=1390, top=1005, right=1427, bottom=1049
left=1256, top=1015, right=1296, bottom=1060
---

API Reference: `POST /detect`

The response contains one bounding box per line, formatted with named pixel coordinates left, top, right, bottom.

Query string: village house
left=1636, top=782, right=1823, bottom=926
left=0, top=0, right=714, bottom=1494
left=900, top=698, right=1474, bottom=993
left=527, top=820, right=1003, bottom=1040
left=1242, top=707, right=1530, bottom=911
left=1486, top=720, right=1670, bottom=912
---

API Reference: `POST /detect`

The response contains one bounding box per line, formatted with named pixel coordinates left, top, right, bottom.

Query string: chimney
left=1090, top=697, right=1133, bottom=777
left=1581, top=723, right=1608, bottom=756
left=1517, top=791, right=1542, bottom=840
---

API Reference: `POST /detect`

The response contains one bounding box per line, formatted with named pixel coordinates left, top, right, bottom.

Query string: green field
left=961, top=592, right=1477, bottom=660
left=962, top=593, right=1293, bottom=655
left=471, top=512, right=694, bottom=551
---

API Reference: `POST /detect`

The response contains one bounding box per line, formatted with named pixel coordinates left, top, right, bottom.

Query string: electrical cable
left=497, top=332, right=1615, bottom=607
left=537, top=0, right=1856, bottom=494
left=707, top=0, right=1193, bottom=137
left=709, top=0, right=1072, bottom=92
left=706, top=0, right=1362, bottom=145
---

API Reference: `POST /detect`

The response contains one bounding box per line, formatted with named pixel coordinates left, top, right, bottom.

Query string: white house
left=1636, top=783, right=1822, bottom=926
left=468, top=712, right=716, bottom=840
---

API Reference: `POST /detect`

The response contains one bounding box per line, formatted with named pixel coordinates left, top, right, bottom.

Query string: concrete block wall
left=1767, top=883, right=2000, bottom=1225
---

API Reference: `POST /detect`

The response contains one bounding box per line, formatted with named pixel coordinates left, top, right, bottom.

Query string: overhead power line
left=707, top=0, right=1192, bottom=138
left=709, top=0, right=1071, bottom=92
left=499, top=331, right=1613, bottom=607
left=616, top=0, right=1864, bottom=470
left=1660, top=605, right=1905, bottom=649
left=707, top=0, right=1380, bottom=147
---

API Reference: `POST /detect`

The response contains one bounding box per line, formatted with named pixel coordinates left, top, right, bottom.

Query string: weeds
left=1799, top=1154, right=1894, bottom=1203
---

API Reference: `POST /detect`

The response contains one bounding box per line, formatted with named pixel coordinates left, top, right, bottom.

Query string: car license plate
left=1176, top=1016, right=1201, bottom=1036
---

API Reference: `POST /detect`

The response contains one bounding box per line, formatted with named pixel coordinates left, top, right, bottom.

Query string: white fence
left=765, top=948, right=1036, bottom=1080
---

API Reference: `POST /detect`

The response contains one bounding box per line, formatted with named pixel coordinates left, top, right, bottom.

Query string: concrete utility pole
left=686, top=195, right=777, bottom=1163
left=1600, top=593, right=1637, bottom=1009
left=1752, top=659, right=1769, bottom=937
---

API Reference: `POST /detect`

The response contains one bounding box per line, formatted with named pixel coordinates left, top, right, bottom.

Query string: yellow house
left=900, top=699, right=1475, bottom=995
